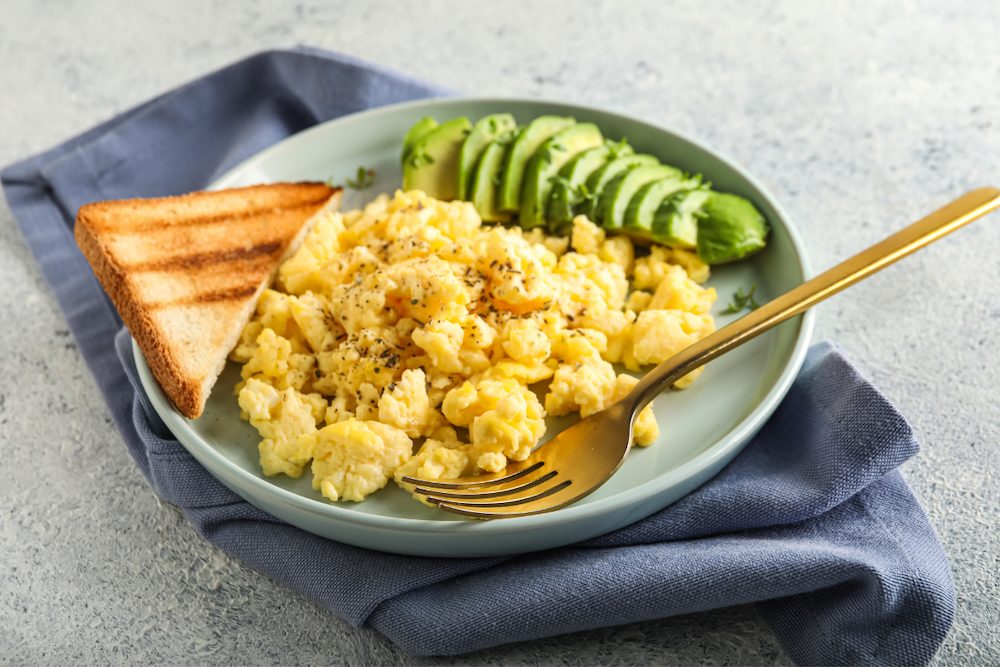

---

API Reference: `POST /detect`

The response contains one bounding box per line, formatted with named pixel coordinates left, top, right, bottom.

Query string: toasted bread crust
left=75, top=182, right=341, bottom=418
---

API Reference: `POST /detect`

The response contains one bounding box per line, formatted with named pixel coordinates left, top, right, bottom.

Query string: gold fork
left=402, top=188, right=1000, bottom=519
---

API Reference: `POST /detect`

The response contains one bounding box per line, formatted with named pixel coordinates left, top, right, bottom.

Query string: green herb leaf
left=549, top=175, right=572, bottom=189
left=721, top=284, right=762, bottom=314
left=608, top=137, right=631, bottom=158
left=408, top=152, right=434, bottom=168
left=345, top=166, right=376, bottom=190
left=568, top=181, right=596, bottom=207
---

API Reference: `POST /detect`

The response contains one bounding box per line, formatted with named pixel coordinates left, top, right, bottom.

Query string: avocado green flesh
left=498, top=116, right=575, bottom=211
left=600, top=164, right=684, bottom=230
left=470, top=140, right=512, bottom=222
left=399, top=114, right=769, bottom=264
left=649, top=189, right=707, bottom=249
left=546, top=182, right=577, bottom=230
left=624, top=175, right=700, bottom=235
left=458, top=113, right=517, bottom=200
left=401, top=117, right=472, bottom=201
left=696, top=192, right=769, bottom=264
left=401, top=117, right=438, bottom=165
left=582, top=154, right=658, bottom=220
left=651, top=206, right=698, bottom=249
left=519, top=123, right=603, bottom=229
left=546, top=143, right=634, bottom=228
left=547, top=147, right=609, bottom=229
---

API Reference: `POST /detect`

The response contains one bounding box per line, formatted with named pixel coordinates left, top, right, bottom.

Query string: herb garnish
left=407, top=151, right=434, bottom=169
left=571, top=181, right=594, bottom=206
left=607, top=137, right=631, bottom=158
left=346, top=166, right=376, bottom=190
left=548, top=176, right=596, bottom=207
left=722, top=284, right=761, bottom=314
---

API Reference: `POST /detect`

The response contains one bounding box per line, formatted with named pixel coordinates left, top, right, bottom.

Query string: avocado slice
left=401, top=117, right=438, bottom=165
left=401, top=117, right=472, bottom=201
left=457, top=113, right=517, bottom=200
left=547, top=141, right=635, bottom=229
left=623, top=174, right=702, bottom=236
left=651, top=189, right=709, bottom=249
left=498, top=116, right=575, bottom=211
left=581, top=154, right=659, bottom=220
left=696, top=192, right=769, bottom=264
left=519, top=123, right=603, bottom=229
left=599, top=164, right=685, bottom=230
left=470, top=135, right=515, bottom=222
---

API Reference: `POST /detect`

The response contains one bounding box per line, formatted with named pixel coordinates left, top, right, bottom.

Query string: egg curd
left=232, top=190, right=717, bottom=505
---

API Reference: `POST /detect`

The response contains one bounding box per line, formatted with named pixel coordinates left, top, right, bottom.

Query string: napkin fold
left=1, top=46, right=955, bottom=666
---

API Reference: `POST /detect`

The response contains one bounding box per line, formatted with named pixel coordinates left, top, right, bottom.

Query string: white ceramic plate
left=133, top=97, right=813, bottom=557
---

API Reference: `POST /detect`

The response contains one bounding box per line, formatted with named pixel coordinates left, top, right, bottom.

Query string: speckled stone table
left=2, top=1, right=998, bottom=663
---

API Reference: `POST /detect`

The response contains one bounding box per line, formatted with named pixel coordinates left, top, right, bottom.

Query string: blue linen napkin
left=1, top=47, right=955, bottom=665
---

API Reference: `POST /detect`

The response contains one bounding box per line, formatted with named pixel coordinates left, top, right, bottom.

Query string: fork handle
left=627, top=187, right=1000, bottom=413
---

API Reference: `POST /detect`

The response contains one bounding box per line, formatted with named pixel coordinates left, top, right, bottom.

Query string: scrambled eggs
left=232, top=190, right=717, bottom=504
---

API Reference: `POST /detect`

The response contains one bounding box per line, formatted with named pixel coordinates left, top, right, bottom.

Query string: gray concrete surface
left=1, top=0, right=998, bottom=663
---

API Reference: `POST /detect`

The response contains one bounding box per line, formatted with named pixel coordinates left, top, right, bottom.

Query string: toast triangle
left=75, top=182, right=342, bottom=419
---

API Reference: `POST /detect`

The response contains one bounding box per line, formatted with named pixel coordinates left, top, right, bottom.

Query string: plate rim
left=135, top=95, right=815, bottom=536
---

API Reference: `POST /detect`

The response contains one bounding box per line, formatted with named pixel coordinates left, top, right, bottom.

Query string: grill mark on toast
left=97, top=198, right=331, bottom=233
left=150, top=284, right=260, bottom=308
left=128, top=241, right=284, bottom=271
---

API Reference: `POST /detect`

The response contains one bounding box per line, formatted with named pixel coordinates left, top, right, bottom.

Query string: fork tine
left=400, top=460, right=545, bottom=490
left=414, top=470, right=559, bottom=500
left=423, top=479, right=572, bottom=509
left=431, top=478, right=598, bottom=518
left=407, top=403, right=634, bottom=516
